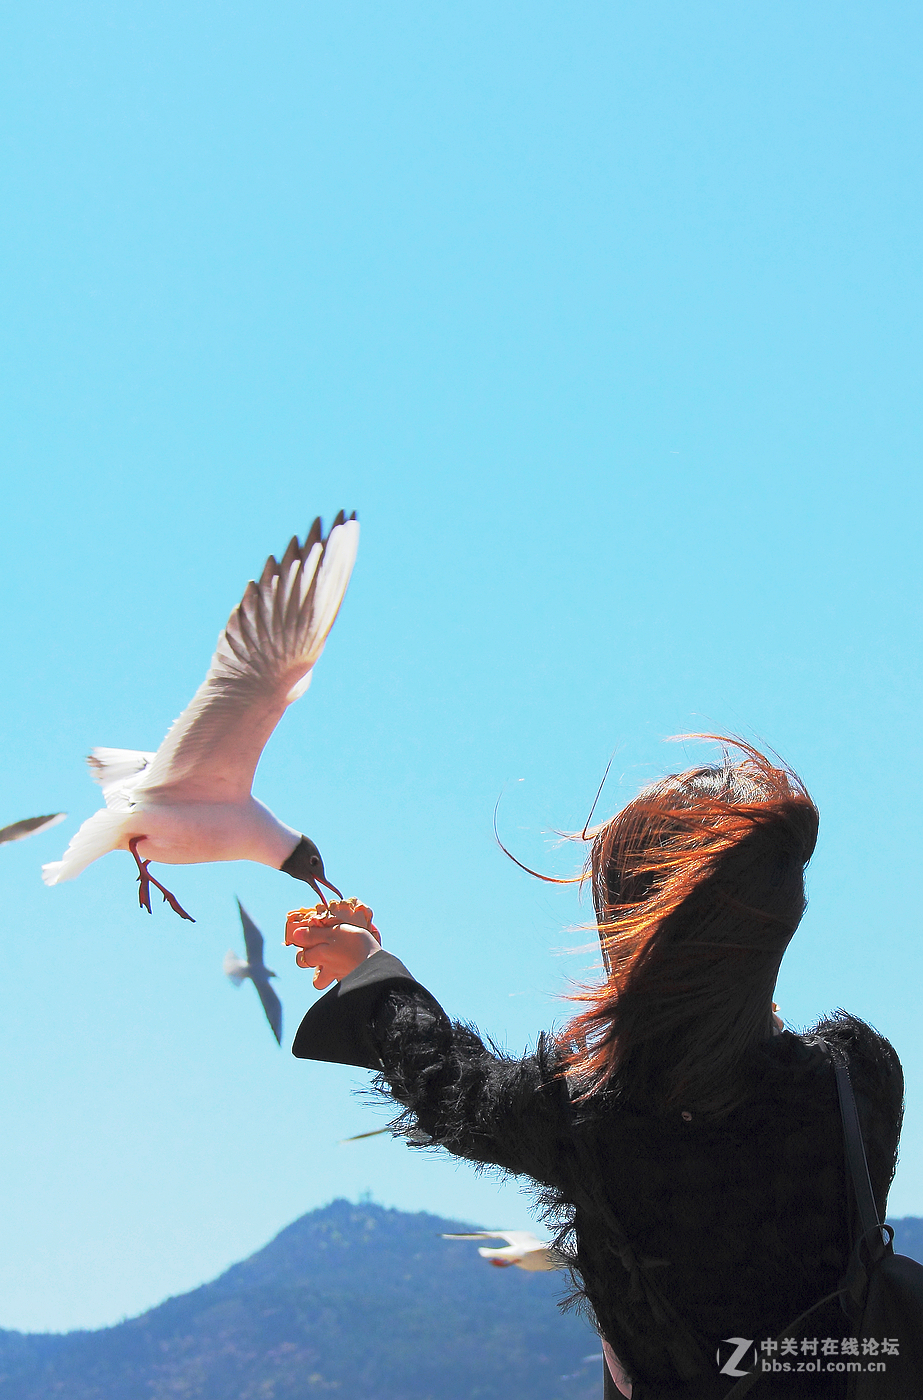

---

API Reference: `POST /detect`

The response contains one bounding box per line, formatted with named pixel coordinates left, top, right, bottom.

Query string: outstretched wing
left=0, top=812, right=66, bottom=846
left=252, top=977, right=283, bottom=1045
left=135, top=514, right=359, bottom=804
left=236, top=899, right=266, bottom=972
left=487, top=1231, right=546, bottom=1249
left=444, top=1231, right=536, bottom=1245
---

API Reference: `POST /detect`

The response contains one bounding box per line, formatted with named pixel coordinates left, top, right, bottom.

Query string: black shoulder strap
left=722, top=1038, right=884, bottom=1399
left=828, top=1042, right=888, bottom=1252
left=719, top=1283, right=849, bottom=1398
left=827, top=1040, right=893, bottom=1327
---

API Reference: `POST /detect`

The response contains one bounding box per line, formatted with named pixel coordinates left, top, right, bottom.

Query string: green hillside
left=0, top=1200, right=600, bottom=1400
left=1, top=1203, right=919, bottom=1399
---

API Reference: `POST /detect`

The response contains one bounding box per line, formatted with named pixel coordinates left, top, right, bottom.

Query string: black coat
left=293, top=952, right=904, bottom=1400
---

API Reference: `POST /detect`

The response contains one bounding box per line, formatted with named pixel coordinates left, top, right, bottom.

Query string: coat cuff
left=291, top=950, right=442, bottom=1069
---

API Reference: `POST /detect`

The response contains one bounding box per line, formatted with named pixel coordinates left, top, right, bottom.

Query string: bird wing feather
left=134, top=514, right=359, bottom=804
left=442, top=1231, right=541, bottom=1246
left=492, top=1231, right=545, bottom=1248
left=87, top=749, right=157, bottom=810
left=0, top=813, right=66, bottom=846
left=253, top=977, right=283, bottom=1045
left=236, top=899, right=266, bottom=971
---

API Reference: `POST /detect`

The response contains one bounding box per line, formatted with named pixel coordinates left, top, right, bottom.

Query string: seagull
left=224, top=899, right=283, bottom=1044
left=0, top=813, right=66, bottom=846
left=42, top=513, right=358, bottom=920
left=442, top=1230, right=566, bottom=1272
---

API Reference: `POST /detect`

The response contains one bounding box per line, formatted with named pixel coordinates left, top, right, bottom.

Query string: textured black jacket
left=293, top=952, right=904, bottom=1399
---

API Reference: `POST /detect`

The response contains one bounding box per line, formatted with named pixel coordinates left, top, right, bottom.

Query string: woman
left=287, top=741, right=903, bottom=1398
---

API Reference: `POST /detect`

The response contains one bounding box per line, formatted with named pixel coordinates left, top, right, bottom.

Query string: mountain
left=890, top=1215, right=923, bottom=1261
left=0, top=1200, right=600, bottom=1400
left=1, top=1204, right=919, bottom=1400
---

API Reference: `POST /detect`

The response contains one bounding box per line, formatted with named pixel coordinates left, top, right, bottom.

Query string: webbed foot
left=128, top=838, right=196, bottom=922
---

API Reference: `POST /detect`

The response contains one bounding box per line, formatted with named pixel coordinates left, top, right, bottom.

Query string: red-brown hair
left=560, top=738, right=819, bottom=1119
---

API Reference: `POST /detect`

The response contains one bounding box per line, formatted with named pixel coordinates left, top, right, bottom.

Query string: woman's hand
left=285, top=898, right=382, bottom=991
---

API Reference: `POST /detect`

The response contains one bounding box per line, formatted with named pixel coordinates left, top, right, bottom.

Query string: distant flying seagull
left=442, top=1230, right=566, bottom=1272
left=340, top=1125, right=432, bottom=1145
left=0, top=813, right=66, bottom=846
left=224, top=899, right=282, bottom=1045
left=42, top=514, right=358, bottom=920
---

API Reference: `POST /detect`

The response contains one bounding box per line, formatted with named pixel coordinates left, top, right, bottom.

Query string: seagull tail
left=223, top=950, right=248, bottom=984
left=42, top=809, right=126, bottom=885
left=87, top=748, right=157, bottom=810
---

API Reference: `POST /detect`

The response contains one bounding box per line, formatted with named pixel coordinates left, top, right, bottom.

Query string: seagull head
left=280, top=835, right=343, bottom=906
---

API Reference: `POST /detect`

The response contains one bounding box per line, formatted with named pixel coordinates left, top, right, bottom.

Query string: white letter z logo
left=718, top=1338, right=755, bottom=1377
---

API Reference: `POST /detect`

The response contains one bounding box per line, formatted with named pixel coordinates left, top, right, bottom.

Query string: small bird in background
left=442, top=1230, right=566, bottom=1272
left=224, top=899, right=283, bottom=1045
left=340, top=1124, right=432, bottom=1145
left=42, top=514, right=358, bottom=921
left=0, top=813, right=66, bottom=846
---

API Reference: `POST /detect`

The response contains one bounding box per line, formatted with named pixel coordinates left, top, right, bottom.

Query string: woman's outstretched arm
left=287, top=900, right=576, bottom=1188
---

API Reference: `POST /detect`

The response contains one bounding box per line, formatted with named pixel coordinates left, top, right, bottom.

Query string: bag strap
left=828, top=1042, right=887, bottom=1249
left=827, top=1040, right=893, bottom=1326
left=720, top=1283, right=849, bottom=1398
left=722, top=1038, right=884, bottom=1398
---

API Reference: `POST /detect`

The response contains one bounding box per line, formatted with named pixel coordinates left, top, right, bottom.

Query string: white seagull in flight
left=224, top=899, right=283, bottom=1045
left=42, top=513, right=358, bottom=921
left=442, top=1231, right=566, bottom=1272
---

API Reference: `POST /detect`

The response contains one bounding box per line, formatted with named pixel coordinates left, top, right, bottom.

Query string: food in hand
left=283, top=896, right=382, bottom=987
left=284, top=897, right=381, bottom=945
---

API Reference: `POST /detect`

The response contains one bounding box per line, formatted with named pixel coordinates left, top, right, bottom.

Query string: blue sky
left=1, top=0, right=920, bottom=1332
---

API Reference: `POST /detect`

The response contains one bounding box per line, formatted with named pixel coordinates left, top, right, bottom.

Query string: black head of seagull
left=279, top=835, right=343, bottom=906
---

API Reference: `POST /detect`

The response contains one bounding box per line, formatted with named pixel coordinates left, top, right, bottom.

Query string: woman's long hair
left=560, top=738, right=819, bottom=1119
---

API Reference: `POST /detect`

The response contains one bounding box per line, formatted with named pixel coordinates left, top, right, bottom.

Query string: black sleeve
left=291, top=951, right=575, bottom=1188
left=291, top=951, right=445, bottom=1069
left=367, top=990, right=576, bottom=1189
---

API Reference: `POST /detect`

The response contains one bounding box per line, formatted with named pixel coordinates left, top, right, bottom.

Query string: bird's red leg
left=129, top=837, right=154, bottom=913
left=146, top=869, right=196, bottom=922
left=128, top=839, right=196, bottom=923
